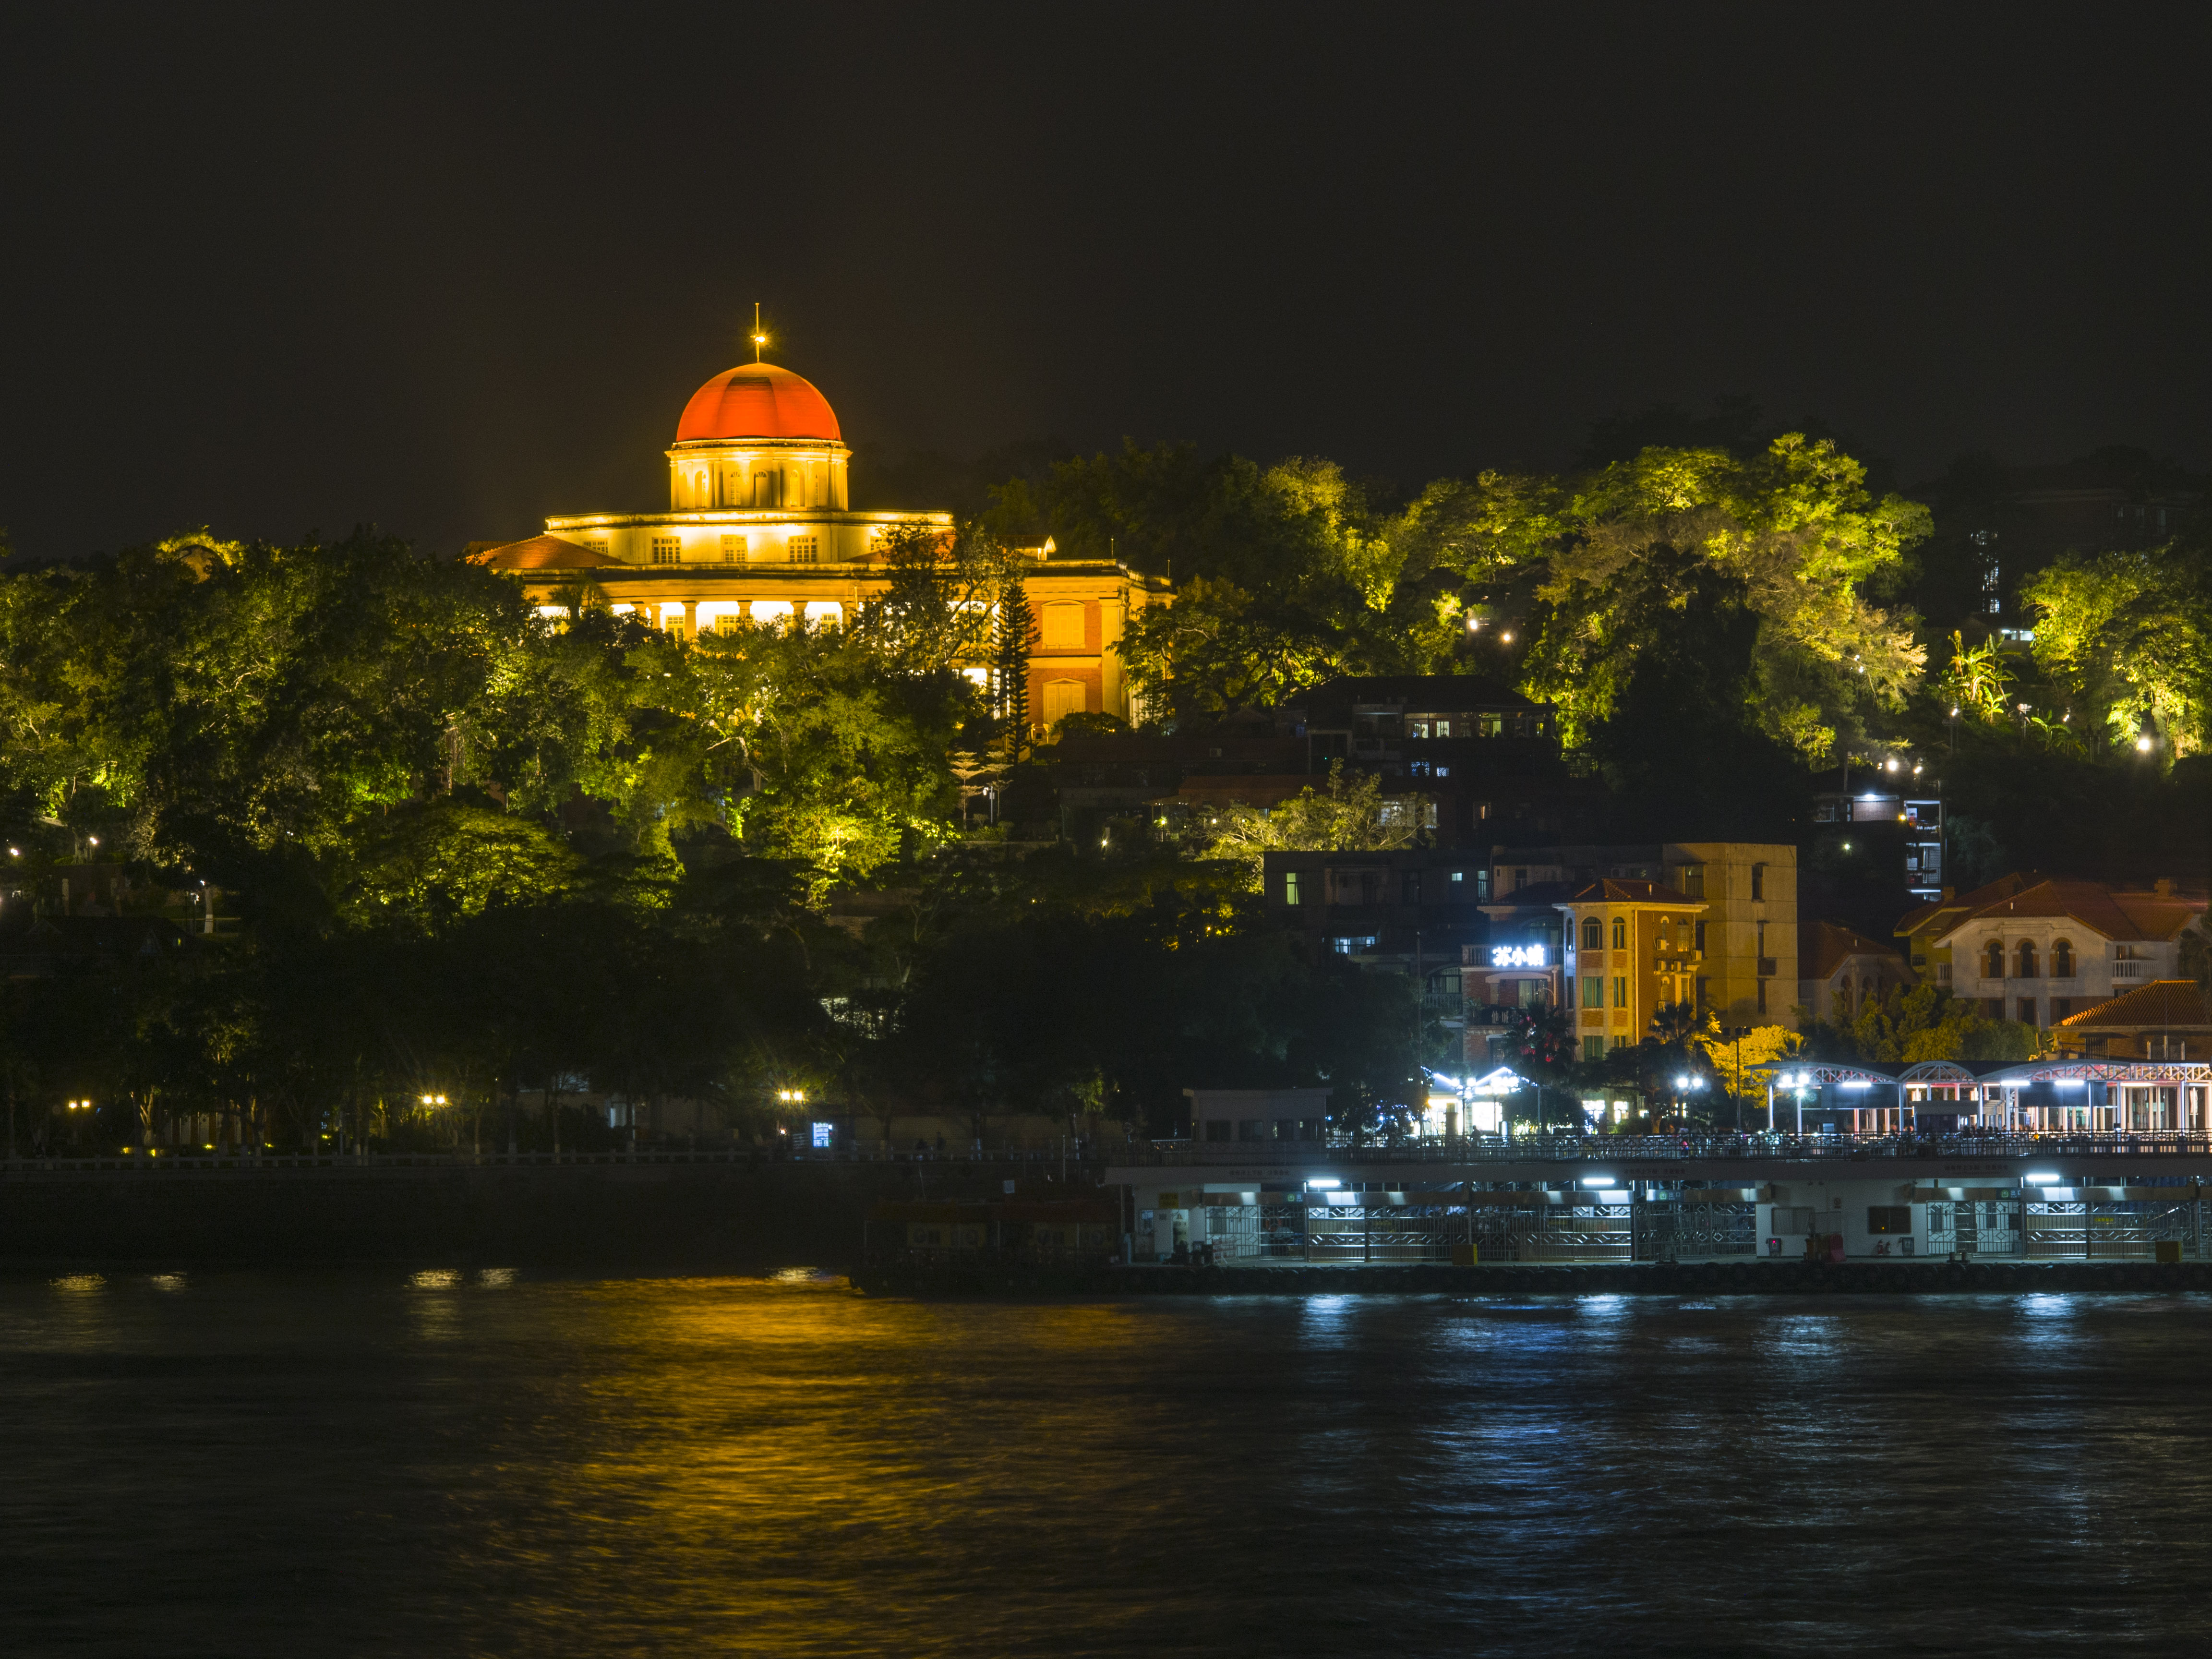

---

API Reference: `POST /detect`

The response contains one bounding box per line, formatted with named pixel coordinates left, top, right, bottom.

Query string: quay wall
left=0, top=1158, right=1080, bottom=1273
left=855, top=1258, right=2212, bottom=1298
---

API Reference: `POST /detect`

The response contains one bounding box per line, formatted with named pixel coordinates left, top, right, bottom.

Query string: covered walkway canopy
left=1750, top=1056, right=2212, bottom=1135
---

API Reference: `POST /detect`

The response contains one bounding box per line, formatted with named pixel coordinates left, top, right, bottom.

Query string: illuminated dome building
left=469, top=356, right=1166, bottom=727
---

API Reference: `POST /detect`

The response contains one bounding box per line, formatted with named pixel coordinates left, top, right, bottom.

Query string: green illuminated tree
left=2024, top=546, right=2212, bottom=756
left=996, top=445, right=1460, bottom=719
left=1400, top=435, right=1931, bottom=762
left=1205, top=761, right=1426, bottom=887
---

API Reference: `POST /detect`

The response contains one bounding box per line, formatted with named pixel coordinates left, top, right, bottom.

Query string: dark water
left=6, top=1272, right=2212, bottom=1657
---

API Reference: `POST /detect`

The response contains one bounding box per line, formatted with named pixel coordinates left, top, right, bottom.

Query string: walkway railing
left=0, top=1146, right=1111, bottom=1177
left=1121, top=1132, right=2212, bottom=1167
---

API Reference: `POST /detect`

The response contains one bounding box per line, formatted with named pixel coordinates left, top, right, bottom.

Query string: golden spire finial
left=751, top=301, right=767, bottom=364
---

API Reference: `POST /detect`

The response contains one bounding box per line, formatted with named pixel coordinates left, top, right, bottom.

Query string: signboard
left=1491, top=945, right=1547, bottom=968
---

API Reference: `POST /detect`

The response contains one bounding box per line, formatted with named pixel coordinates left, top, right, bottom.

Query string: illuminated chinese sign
left=1491, top=945, right=1547, bottom=968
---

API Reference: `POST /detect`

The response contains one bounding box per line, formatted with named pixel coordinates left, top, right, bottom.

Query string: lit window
left=1285, top=871, right=1303, bottom=906
left=720, top=534, right=744, bottom=563
left=651, top=537, right=680, bottom=565
left=787, top=536, right=819, bottom=565
left=1040, top=602, right=1085, bottom=648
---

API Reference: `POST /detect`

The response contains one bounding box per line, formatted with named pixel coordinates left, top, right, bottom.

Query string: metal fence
left=2024, top=1200, right=2202, bottom=1261
left=0, top=1145, right=1105, bottom=1177
left=1129, top=1133, right=2212, bottom=1167
left=1195, top=1196, right=1758, bottom=1265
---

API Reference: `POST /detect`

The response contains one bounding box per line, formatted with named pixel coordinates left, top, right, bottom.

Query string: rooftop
left=1802, top=919, right=1902, bottom=981
left=2057, top=980, right=2212, bottom=1031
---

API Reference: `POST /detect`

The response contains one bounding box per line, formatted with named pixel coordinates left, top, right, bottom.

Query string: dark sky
left=5, top=3, right=2208, bottom=560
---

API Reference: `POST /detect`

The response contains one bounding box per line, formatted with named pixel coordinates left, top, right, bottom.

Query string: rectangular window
left=2051, top=998, right=2071, bottom=1022
left=1583, top=1036, right=1606, bottom=1062
left=1402, top=874, right=1421, bottom=905
left=1756, top=978, right=1769, bottom=1014
left=1694, top=920, right=1707, bottom=952
left=1751, top=862, right=1767, bottom=901
left=1284, top=871, right=1302, bottom=906
left=651, top=536, right=680, bottom=565
left=720, top=534, right=744, bottom=563
left=1867, top=1206, right=1911, bottom=1235
left=1676, top=864, right=1705, bottom=899
left=1695, top=976, right=1710, bottom=1014
left=2017, top=997, right=2037, bottom=1026
left=1040, top=602, right=1085, bottom=648
left=1202, top=1121, right=1231, bottom=1142
left=1612, top=976, right=1627, bottom=1008
left=786, top=536, right=819, bottom=564
left=1237, top=1119, right=1265, bottom=1142
left=1581, top=975, right=1603, bottom=1009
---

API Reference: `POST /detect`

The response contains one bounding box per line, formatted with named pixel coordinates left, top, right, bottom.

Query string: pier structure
left=1106, top=1058, right=2212, bottom=1268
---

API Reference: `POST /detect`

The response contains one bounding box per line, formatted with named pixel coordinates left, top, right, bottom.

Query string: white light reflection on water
left=5, top=1280, right=2212, bottom=1656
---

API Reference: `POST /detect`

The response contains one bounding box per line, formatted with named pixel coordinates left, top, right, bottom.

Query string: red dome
left=675, top=362, right=841, bottom=443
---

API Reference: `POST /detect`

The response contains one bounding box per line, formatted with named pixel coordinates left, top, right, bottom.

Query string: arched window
left=1583, top=916, right=1603, bottom=951
left=1984, top=940, right=2005, bottom=979
left=2015, top=940, right=2039, bottom=979
left=1611, top=916, right=1627, bottom=950
left=2052, top=938, right=2075, bottom=977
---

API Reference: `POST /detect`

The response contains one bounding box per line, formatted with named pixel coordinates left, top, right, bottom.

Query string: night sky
left=5, top=4, right=2208, bottom=561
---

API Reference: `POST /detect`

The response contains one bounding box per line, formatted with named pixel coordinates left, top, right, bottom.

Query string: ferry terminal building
left=469, top=358, right=1168, bottom=728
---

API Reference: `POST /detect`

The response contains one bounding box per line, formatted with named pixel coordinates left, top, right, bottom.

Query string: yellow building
left=1556, top=878, right=1710, bottom=1061
left=469, top=358, right=1167, bottom=727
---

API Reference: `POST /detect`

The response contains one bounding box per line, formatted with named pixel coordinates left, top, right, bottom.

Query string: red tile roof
left=1802, top=919, right=1901, bottom=982
left=2056, top=980, right=2212, bottom=1030
left=1896, top=871, right=2050, bottom=937
left=1559, top=878, right=1699, bottom=906
left=1927, top=877, right=2205, bottom=945
left=467, top=534, right=625, bottom=570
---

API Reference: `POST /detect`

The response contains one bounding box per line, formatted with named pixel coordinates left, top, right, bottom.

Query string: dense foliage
left=0, top=530, right=1422, bottom=1152
left=6, top=421, right=2208, bottom=1150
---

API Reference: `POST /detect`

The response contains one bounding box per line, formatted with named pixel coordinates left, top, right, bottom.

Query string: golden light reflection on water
left=15, top=1277, right=2212, bottom=1656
